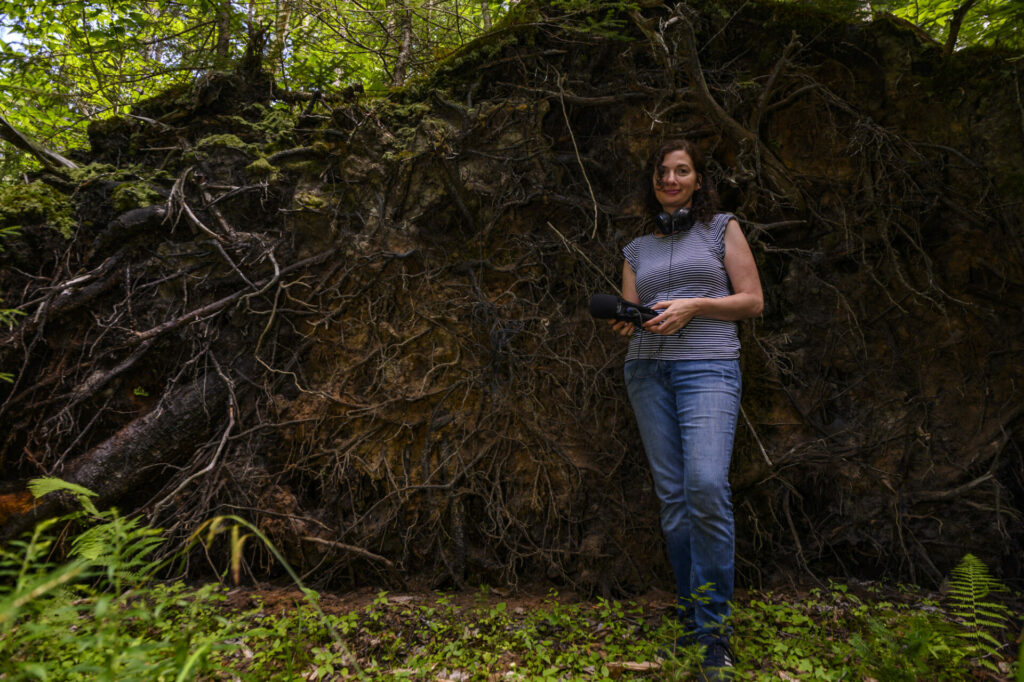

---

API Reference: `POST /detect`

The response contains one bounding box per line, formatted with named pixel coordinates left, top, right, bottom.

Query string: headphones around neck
left=655, top=206, right=695, bottom=235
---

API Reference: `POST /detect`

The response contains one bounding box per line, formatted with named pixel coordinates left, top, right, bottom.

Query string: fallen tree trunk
left=0, top=113, right=79, bottom=172
left=0, top=374, right=228, bottom=540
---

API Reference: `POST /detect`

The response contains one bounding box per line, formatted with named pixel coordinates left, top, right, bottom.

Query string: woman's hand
left=644, top=298, right=703, bottom=335
left=608, top=318, right=635, bottom=337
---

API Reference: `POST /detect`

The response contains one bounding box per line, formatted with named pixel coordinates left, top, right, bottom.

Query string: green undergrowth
left=1, top=479, right=1021, bottom=681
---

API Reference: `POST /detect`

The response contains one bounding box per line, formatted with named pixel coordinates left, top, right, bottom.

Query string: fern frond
left=70, top=513, right=165, bottom=588
left=26, top=478, right=99, bottom=515
left=945, top=553, right=1012, bottom=663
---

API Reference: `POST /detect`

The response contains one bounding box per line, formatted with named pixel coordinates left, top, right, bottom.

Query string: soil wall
left=1, top=0, right=1021, bottom=591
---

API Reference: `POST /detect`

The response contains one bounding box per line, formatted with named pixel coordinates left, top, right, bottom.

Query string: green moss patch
left=196, top=134, right=257, bottom=154
left=0, top=181, right=75, bottom=237
left=110, top=181, right=164, bottom=212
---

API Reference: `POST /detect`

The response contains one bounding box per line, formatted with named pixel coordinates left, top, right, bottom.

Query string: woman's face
left=653, top=148, right=701, bottom=214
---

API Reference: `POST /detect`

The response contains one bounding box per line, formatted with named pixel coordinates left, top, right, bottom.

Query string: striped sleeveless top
left=622, top=212, right=740, bottom=360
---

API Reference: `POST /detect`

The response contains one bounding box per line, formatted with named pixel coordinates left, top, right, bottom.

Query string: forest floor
left=207, top=578, right=1022, bottom=681
left=2, top=528, right=1021, bottom=681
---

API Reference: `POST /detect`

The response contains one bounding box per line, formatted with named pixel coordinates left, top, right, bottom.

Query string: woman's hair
left=644, top=138, right=719, bottom=225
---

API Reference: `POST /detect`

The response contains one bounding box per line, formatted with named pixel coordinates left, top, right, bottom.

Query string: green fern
left=26, top=478, right=166, bottom=590
left=27, top=477, right=100, bottom=515
left=946, top=553, right=1012, bottom=671
left=0, top=517, right=61, bottom=598
left=72, top=514, right=165, bottom=589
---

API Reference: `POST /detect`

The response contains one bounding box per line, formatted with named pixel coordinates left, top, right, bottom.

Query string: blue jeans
left=625, top=358, right=741, bottom=635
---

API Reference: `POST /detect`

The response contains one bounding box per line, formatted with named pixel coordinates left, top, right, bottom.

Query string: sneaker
left=697, top=634, right=734, bottom=681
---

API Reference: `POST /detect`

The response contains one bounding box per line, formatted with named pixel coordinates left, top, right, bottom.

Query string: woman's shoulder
left=697, top=213, right=737, bottom=259
left=624, top=232, right=656, bottom=250
left=704, top=212, right=738, bottom=237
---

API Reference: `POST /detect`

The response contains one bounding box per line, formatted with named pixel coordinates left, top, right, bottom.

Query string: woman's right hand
left=608, top=319, right=635, bottom=337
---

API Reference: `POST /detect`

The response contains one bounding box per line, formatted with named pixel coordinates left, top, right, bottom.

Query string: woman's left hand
left=644, top=298, right=703, bottom=335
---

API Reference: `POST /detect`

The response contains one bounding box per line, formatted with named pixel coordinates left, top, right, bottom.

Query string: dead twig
left=555, top=73, right=600, bottom=238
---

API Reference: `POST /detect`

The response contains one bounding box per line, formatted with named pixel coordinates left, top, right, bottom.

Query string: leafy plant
left=0, top=479, right=355, bottom=680
left=777, top=0, right=1023, bottom=51
left=2, top=486, right=1019, bottom=680
left=0, top=0, right=516, bottom=177
left=848, top=610, right=964, bottom=681
left=946, top=552, right=1013, bottom=671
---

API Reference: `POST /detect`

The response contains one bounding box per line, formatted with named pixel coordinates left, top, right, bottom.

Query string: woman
left=611, top=139, right=763, bottom=677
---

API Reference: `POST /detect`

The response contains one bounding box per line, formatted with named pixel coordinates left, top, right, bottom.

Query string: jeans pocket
left=704, top=359, right=741, bottom=387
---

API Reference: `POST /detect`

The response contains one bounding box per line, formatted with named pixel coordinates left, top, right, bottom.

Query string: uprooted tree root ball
left=1, top=0, right=1022, bottom=591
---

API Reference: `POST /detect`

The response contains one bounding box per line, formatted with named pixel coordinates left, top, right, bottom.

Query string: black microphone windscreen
left=588, top=294, right=619, bottom=319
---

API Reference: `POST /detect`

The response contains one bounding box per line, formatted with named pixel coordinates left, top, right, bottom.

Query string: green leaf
left=26, top=478, right=92, bottom=499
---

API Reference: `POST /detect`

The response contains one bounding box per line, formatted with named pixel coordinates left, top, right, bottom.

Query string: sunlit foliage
left=0, top=0, right=513, bottom=176
left=880, top=0, right=1023, bottom=51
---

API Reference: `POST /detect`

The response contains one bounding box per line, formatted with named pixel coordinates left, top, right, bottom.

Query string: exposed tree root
left=1, top=0, right=1021, bottom=591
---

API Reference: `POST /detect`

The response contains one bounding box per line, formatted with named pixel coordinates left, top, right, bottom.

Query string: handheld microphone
left=588, top=294, right=658, bottom=327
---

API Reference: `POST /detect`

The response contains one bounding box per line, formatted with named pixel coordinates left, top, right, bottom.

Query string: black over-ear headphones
left=655, top=206, right=695, bottom=235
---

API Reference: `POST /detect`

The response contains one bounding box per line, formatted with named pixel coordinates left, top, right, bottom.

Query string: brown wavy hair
left=644, top=139, right=719, bottom=225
